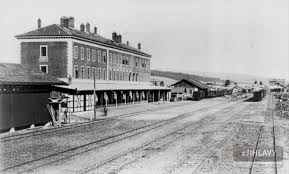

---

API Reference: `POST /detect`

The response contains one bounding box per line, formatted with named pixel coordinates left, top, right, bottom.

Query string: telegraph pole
left=93, top=72, right=96, bottom=120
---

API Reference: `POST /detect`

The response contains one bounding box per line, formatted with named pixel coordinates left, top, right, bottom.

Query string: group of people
left=48, top=94, right=69, bottom=126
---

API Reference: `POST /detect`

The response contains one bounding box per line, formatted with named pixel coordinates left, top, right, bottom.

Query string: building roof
left=170, top=79, right=209, bottom=90
left=0, top=63, right=67, bottom=86
left=57, top=79, right=170, bottom=93
left=15, top=24, right=151, bottom=58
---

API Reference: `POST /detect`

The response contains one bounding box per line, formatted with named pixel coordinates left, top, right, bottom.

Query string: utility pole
left=93, top=72, right=96, bottom=120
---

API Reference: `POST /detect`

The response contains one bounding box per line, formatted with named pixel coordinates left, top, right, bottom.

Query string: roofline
left=170, top=79, right=209, bottom=90
left=0, top=82, right=68, bottom=86
left=15, top=35, right=152, bottom=58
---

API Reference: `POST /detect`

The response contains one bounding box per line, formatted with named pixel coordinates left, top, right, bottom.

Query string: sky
left=0, top=0, right=288, bottom=80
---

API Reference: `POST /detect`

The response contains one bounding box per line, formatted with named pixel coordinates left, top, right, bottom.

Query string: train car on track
left=192, top=91, right=206, bottom=101
left=252, top=89, right=267, bottom=101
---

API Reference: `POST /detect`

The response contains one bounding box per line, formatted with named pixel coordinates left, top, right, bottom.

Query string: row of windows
left=73, top=65, right=149, bottom=82
left=74, top=46, right=107, bottom=63
left=73, top=46, right=149, bottom=70
left=74, top=65, right=106, bottom=80
left=108, top=70, right=149, bottom=82
left=108, top=53, right=149, bottom=69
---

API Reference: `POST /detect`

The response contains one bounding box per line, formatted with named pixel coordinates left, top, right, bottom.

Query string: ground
left=0, top=95, right=288, bottom=174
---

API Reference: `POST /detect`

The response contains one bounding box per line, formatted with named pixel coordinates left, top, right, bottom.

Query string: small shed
left=0, top=63, right=67, bottom=132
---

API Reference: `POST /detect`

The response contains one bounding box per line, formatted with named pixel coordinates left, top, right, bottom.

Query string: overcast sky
left=0, top=0, right=288, bottom=79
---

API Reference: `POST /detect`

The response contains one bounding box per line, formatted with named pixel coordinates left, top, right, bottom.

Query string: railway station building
left=170, top=79, right=209, bottom=100
left=16, top=16, right=170, bottom=112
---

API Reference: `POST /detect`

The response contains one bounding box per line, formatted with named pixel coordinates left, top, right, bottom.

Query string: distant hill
left=150, top=70, right=220, bottom=82
left=184, top=71, right=269, bottom=85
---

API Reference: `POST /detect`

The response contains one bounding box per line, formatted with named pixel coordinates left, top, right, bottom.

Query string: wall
left=21, top=42, right=68, bottom=78
left=0, top=91, right=51, bottom=132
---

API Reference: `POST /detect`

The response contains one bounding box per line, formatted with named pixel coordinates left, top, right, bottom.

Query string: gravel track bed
left=88, top=100, right=250, bottom=174
left=188, top=96, right=271, bottom=174
left=1, top=99, right=233, bottom=173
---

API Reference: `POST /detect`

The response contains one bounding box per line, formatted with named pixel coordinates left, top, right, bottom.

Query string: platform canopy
left=56, top=78, right=171, bottom=94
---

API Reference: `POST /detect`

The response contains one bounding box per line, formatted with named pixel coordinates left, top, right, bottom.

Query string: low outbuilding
left=170, top=79, right=209, bottom=100
left=0, top=63, right=67, bottom=132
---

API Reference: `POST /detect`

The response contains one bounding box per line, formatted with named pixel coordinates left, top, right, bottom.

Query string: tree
left=224, top=80, right=230, bottom=87
left=259, top=81, right=263, bottom=86
left=234, top=82, right=237, bottom=86
left=254, top=80, right=258, bottom=84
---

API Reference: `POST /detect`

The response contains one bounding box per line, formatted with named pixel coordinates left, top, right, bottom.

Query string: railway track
left=1, top=100, right=242, bottom=173
left=0, top=101, right=196, bottom=142
left=249, top=94, right=278, bottom=174
left=166, top=103, right=254, bottom=174
left=91, top=102, right=251, bottom=174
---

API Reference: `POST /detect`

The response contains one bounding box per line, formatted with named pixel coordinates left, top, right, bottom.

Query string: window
left=92, top=50, right=96, bottom=61
left=109, top=53, right=112, bottom=63
left=113, top=54, right=116, bottom=64
left=81, top=66, right=84, bottom=79
left=109, top=69, right=112, bottom=80
left=87, top=48, right=90, bottom=61
left=40, top=65, right=48, bottom=74
left=87, top=66, right=90, bottom=79
left=92, top=67, right=96, bottom=79
left=113, top=70, right=116, bottom=80
left=103, top=69, right=106, bottom=80
left=40, top=45, right=47, bottom=57
left=97, top=68, right=101, bottom=79
left=115, top=70, right=118, bottom=80
left=81, top=47, right=84, bottom=60
left=98, top=51, right=101, bottom=62
left=116, top=55, right=119, bottom=64
left=74, top=46, right=78, bottom=59
left=103, top=52, right=107, bottom=63
left=119, top=71, right=122, bottom=80
left=74, top=65, right=79, bottom=78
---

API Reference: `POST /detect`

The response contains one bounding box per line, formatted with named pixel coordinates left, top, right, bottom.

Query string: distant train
left=252, top=89, right=267, bottom=101
left=192, top=89, right=232, bottom=101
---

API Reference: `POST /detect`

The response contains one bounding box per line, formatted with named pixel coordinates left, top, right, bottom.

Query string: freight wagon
left=252, top=89, right=266, bottom=101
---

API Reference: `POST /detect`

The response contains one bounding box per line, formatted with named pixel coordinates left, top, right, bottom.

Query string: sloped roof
left=15, top=24, right=151, bottom=57
left=0, top=63, right=67, bottom=86
left=170, top=79, right=209, bottom=90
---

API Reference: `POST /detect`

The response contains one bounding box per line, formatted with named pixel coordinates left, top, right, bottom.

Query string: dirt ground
left=1, top=95, right=288, bottom=174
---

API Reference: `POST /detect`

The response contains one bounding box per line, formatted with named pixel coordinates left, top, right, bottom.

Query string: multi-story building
left=16, top=17, right=150, bottom=82
left=16, top=17, right=169, bottom=112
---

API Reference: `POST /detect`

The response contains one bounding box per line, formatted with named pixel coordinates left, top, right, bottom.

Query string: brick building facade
left=16, top=17, right=151, bottom=82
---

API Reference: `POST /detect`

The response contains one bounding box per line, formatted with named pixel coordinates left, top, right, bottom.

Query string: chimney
left=138, top=43, right=141, bottom=50
left=93, top=26, right=97, bottom=35
left=68, top=17, right=74, bottom=28
left=68, top=75, right=72, bottom=85
left=86, top=22, right=90, bottom=33
left=118, top=34, right=122, bottom=43
left=60, top=16, right=74, bottom=28
left=112, top=32, right=117, bottom=42
left=37, top=18, right=41, bottom=29
left=127, top=41, right=129, bottom=45
left=80, top=23, right=85, bottom=32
